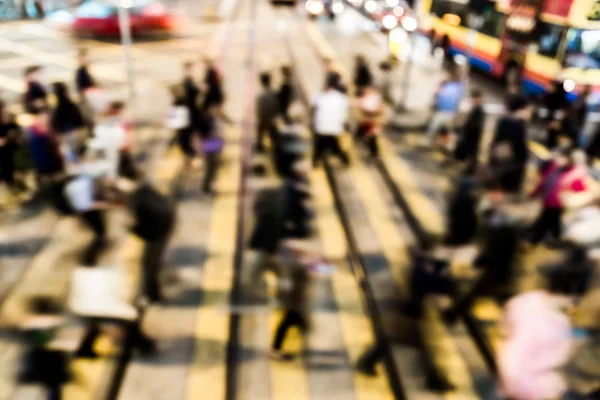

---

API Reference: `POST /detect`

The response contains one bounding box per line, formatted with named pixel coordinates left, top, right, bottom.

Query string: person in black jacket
left=182, top=61, right=201, bottom=132
left=52, top=82, right=84, bottom=163
left=23, top=66, right=47, bottom=113
left=75, top=48, right=96, bottom=94
left=202, top=58, right=225, bottom=112
left=544, top=81, right=569, bottom=149
left=444, top=177, right=479, bottom=246
left=489, top=95, right=530, bottom=194
left=115, top=177, right=176, bottom=303
left=278, top=66, right=295, bottom=123
left=455, top=90, right=484, bottom=175
left=353, top=55, right=372, bottom=96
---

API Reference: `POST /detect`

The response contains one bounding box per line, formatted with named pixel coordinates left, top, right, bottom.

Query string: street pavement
left=0, top=1, right=599, bottom=399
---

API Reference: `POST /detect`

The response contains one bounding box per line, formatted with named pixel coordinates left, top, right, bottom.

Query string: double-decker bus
left=418, top=0, right=600, bottom=103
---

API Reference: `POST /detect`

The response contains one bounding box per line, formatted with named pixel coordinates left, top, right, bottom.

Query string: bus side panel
left=523, top=53, right=561, bottom=95
left=431, top=19, right=502, bottom=76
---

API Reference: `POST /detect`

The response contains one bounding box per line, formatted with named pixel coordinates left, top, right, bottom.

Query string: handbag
left=201, top=136, right=225, bottom=154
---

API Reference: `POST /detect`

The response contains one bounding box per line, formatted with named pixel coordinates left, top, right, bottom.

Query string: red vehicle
left=72, top=0, right=178, bottom=37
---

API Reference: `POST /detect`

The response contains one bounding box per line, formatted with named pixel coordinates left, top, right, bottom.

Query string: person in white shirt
left=311, top=74, right=350, bottom=168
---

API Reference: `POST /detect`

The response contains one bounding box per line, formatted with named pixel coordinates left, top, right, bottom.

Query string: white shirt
left=64, top=175, right=95, bottom=213
left=312, top=90, right=349, bottom=135
left=166, top=106, right=190, bottom=130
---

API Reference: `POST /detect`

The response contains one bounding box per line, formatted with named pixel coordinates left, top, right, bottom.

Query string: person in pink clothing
left=529, top=149, right=587, bottom=245
left=498, top=291, right=572, bottom=400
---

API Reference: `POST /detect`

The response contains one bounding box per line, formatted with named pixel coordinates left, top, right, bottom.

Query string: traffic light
left=468, top=0, right=494, bottom=15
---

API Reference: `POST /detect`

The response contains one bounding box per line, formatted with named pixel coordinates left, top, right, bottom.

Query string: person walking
left=544, top=81, right=569, bottom=150
left=311, top=74, right=350, bottom=168
left=197, top=107, right=223, bottom=196
left=423, top=67, right=463, bottom=145
left=0, top=105, right=21, bottom=196
left=51, top=82, right=85, bottom=164
left=269, top=240, right=311, bottom=360
left=114, top=176, right=176, bottom=303
left=353, top=55, right=373, bottom=97
left=75, top=48, right=96, bottom=95
left=202, top=57, right=225, bottom=112
left=94, top=101, right=136, bottom=179
left=529, top=149, right=587, bottom=246
left=489, top=95, right=530, bottom=195
left=255, top=72, right=280, bottom=153
left=167, top=86, right=194, bottom=160
left=278, top=66, right=295, bottom=123
left=27, top=107, right=63, bottom=186
left=355, top=85, right=383, bottom=159
left=455, top=90, right=484, bottom=175
left=24, top=66, right=48, bottom=114
left=181, top=61, right=201, bottom=134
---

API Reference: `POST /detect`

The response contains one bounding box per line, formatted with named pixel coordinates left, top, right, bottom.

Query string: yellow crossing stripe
left=310, top=168, right=394, bottom=399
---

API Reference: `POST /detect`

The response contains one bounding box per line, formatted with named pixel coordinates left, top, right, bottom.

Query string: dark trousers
left=530, top=207, right=563, bottom=245
left=142, top=235, right=170, bottom=302
left=202, top=153, right=219, bottom=194
left=272, top=310, right=307, bottom=350
left=312, top=134, right=350, bottom=167
left=451, top=269, right=512, bottom=317
left=257, top=121, right=277, bottom=152
left=80, top=209, right=107, bottom=266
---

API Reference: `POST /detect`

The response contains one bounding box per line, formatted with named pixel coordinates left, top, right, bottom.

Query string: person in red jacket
left=529, top=149, right=587, bottom=246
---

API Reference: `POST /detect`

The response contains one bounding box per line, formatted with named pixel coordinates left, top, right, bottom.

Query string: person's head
left=105, top=101, right=126, bottom=117
left=78, top=48, right=89, bottom=66
left=484, top=182, right=506, bottom=208
left=325, top=72, right=341, bottom=91
left=30, top=106, right=50, bottom=129
left=437, top=125, right=451, bottom=140
left=470, top=89, right=483, bottom=107
left=355, top=55, right=366, bottom=66
left=506, top=94, right=531, bottom=120
left=24, top=65, right=42, bottom=82
left=259, top=72, right=271, bottom=89
left=52, top=81, right=69, bottom=100
left=379, top=61, right=392, bottom=72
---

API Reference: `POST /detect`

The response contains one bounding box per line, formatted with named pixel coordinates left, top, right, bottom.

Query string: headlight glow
left=392, top=6, right=404, bottom=16
left=401, top=15, right=417, bottom=32
left=306, top=0, right=324, bottom=14
left=364, top=0, right=376, bottom=12
left=563, top=79, right=576, bottom=93
left=332, top=1, right=344, bottom=13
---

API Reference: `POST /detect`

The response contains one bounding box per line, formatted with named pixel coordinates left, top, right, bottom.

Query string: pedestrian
left=353, top=55, right=373, bottom=96
left=444, top=183, right=521, bottom=323
left=202, top=57, right=225, bottom=112
left=544, top=81, right=569, bottom=150
left=311, top=73, right=350, bottom=168
left=423, top=67, right=463, bottom=145
left=75, top=48, right=96, bottom=95
left=282, top=161, right=312, bottom=239
left=455, top=89, right=484, bottom=175
left=269, top=240, right=312, bottom=361
left=444, top=176, right=479, bottom=246
left=0, top=104, right=20, bottom=196
left=197, top=106, right=224, bottom=196
left=55, top=155, right=111, bottom=265
left=27, top=107, right=63, bottom=186
left=51, top=82, right=85, bottom=164
left=23, top=66, right=48, bottom=114
left=278, top=65, right=295, bottom=122
left=114, top=176, right=176, bottom=303
left=181, top=61, right=201, bottom=134
left=274, top=103, right=309, bottom=179
left=529, top=149, right=587, bottom=246
left=248, top=187, right=285, bottom=301
left=378, top=61, right=394, bottom=106
left=488, top=95, right=530, bottom=195
left=255, top=72, right=280, bottom=152
left=498, top=291, right=572, bottom=400
left=166, top=86, right=194, bottom=160
left=355, top=85, right=383, bottom=159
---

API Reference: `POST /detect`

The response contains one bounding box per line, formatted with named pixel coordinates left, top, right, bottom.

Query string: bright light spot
left=385, top=0, right=399, bottom=7
left=392, top=6, right=404, bottom=17
left=142, top=3, right=166, bottom=16
left=401, top=15, right=417, bottom=32
left=382, top=14, right=398, bottom=30
left=306, top=0, right=324, bottom=15
left=388, top=27, right=407, bottom=44
left=454, top=54, right=468, bottom=65
left=120, top=0, right=134, bottom=8
left=332, top=1, right=344, bottom=14
left=563, top=79, right=576, bottom=93
left=364, top=0, right=377, bottom=12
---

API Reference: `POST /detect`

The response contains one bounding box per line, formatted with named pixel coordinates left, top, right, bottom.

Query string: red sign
left=542, top=0, right=573, bottom=17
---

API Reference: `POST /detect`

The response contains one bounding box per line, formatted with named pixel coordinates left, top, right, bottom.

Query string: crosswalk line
left=310, top=168, right=394, bottom=400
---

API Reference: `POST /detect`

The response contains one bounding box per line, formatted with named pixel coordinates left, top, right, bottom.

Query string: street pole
left=397, top=32, right=415, bottom=112
left=117, top=0, right=135, bottom=104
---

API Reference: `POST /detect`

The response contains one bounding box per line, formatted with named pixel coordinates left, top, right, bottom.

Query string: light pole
left=395, top=14, right=418, bottom=112
left=117, top=0, right=135, bottom=104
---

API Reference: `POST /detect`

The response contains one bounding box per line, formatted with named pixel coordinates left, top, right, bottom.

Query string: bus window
left=564, top=29, right=600, bottom=69
left=480, top=7, right=503, bottom=38
left=536, top=22, right=566, bottom=58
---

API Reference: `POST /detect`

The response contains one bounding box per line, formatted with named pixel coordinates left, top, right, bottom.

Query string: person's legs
left=141, top=236, right=169, bottom=303
left=312, top=134, right=327, bottom=168
left=447, top=270, right=496, bottom=321
left=331, top=136, right=350, bottom=166
left=356, top=341, right=386, bottom=374
left=80, top=209, right=107, bottom=266
left=202, top=153, right=219, bottom=194
left=530, top=207, right=552, bottom=245
left=367, top=135, right=379, bottom=158
left=548, top=207, right=563, bottom=240
left=272, top=310, right=303, bottom=351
